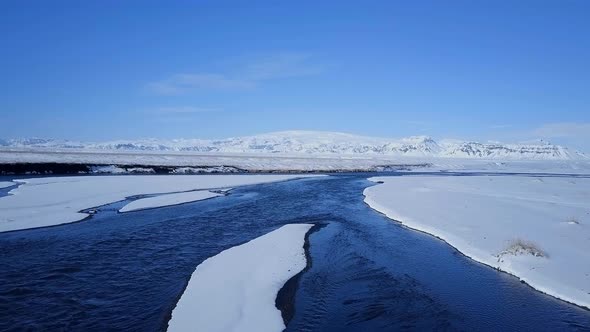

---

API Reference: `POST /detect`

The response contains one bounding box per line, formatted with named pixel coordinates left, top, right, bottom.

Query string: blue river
left=0, top=174, right=589, bottom=331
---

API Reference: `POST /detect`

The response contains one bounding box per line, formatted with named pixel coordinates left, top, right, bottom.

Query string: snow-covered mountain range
left=1, top=131, right=586, bottom=160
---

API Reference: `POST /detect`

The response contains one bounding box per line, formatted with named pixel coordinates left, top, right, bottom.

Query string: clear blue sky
left=1, top=1, right=589, bottom=150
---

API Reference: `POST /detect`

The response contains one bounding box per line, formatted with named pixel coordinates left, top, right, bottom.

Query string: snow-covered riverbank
left=363, top=175, right=590, bottom=309
left=119, top=190, right=224, bottom=213
left=168, top=224, right=313, bottom=332
left=0, top=175, right=321, bottom=232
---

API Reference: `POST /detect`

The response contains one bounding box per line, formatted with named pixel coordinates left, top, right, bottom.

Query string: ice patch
left=171, top=166, right=242, bottom=174
left=168, top=223, right=313, bottom=332
left=89, top=165, right=156, bottom=174
left=89, top=165, right=127, bottom=174
left=120, top=190, right=222, bottom=212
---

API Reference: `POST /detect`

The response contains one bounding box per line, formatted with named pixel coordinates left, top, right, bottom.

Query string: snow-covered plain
left=168, top=223, right=313, bottom=332
left=0, top=175, right=319, bottom=232
left=3, top=149, right=590, bottom=174
left=0, top=181, right=14, bottom=189
left=364, top=175, right=590, bottom=309
left=119, top=190, right=222, bottom=213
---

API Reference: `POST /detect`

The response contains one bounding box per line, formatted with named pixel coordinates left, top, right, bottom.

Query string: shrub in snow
left=565, top=217, right=580, bottom=225
left=497, top=239, right=547, bottom=262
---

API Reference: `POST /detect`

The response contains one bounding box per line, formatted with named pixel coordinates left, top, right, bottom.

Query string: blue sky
left=1, top=1, right=589, bottom=150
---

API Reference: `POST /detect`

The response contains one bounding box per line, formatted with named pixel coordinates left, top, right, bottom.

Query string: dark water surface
left=0, top=175, right=589, bottom=331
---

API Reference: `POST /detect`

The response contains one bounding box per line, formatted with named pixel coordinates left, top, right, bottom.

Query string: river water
left=0, top=174, right=588, bottom=331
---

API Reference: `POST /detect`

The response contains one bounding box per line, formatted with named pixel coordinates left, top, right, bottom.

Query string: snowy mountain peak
left=1, top=131, right=585, bottom=161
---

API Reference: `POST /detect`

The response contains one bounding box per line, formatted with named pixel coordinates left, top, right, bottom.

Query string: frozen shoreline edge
left=275, top=223, right=326, bottom=325
left=118, top=190, right=227, bottom=213
left=362, top=184, right=590, bottom=311
left=0, top=161, right=435, bottom=175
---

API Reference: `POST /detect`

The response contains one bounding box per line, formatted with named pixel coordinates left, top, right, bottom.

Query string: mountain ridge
left=1, top=130, right=586, bottom=161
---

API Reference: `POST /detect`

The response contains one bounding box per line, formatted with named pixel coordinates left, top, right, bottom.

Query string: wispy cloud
left=241, top=53, right=323, bottom=80
left=146, top=53, right=322, bottom=95
left=404, top=120, right=433, bottom=127
left=526, top=122, right=590, bottom=152
left=147, top=74, right=254, bottom=95
left=153, top=106, right=222, bottom=114
left=532, top=122, right=590, bottom=138
left=490, top=124, right=512, bottom=129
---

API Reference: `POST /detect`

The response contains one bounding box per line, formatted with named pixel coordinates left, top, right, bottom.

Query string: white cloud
left=146, top=53, right=322, bottom=95
left=532, top=122, right=590, bottom=138
left=527, top=122, right=590, bottom=152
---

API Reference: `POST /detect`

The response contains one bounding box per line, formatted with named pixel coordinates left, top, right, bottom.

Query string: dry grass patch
left=565, top=217, right=580, bottom=225
left=496, top=238, right=547, bottom=262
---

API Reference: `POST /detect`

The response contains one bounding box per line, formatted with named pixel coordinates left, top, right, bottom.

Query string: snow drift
left=167, top=224, right=313, bottom=332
